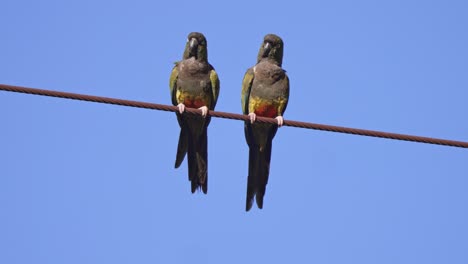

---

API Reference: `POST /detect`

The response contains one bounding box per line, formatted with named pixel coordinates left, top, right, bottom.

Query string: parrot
left=241, top=34, right=289, bottom=211
left=169, top=32, right=220, bottom=194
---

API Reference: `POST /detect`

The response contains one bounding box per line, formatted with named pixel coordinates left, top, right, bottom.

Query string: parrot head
left=183, top=32, right=208, bottom=61
left=257, top=34, right=284, bottom=66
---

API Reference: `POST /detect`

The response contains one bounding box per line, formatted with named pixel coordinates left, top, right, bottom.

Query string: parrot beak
left=188, top=38, right=199, bottom=58
left=262, top=42, right=271, bottom=57
left=189, top=38, right=198, bottom=49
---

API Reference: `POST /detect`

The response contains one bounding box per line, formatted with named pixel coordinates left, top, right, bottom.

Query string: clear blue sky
left=1, top=0, right=468, bottom=263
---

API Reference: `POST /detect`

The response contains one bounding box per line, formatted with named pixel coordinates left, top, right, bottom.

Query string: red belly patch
left=184, top=98, right=207, bottom=108
left=254, top=104, right=278, bottom=118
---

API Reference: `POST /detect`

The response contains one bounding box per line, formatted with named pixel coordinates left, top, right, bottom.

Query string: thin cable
left=1, top=83, right=467, bottom=149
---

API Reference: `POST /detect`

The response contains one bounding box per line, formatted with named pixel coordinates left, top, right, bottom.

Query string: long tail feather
left=185, top=121, right=208, bottom=194
left=255, top=141, right=273, bottom=209
left=174, top=128, right=188, bottom=168
left=187, top=129, right=198, bottom=193
left=246, top=146, right=259, bottom=211
left=198, top=129, right=208, bottom=194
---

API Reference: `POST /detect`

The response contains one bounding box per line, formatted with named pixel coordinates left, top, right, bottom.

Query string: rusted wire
left=1, top=83, right=467, bottom=149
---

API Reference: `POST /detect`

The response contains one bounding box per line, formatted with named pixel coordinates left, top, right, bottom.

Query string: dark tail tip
left=256, top=195, right=264, bottom=209
left=191, top=181, right=197, bottom=193
left=174, top=151, right=185, bottom=168
left=246, top=196, right=254, bottom=211
left=190, top=181, right=207, bottom=194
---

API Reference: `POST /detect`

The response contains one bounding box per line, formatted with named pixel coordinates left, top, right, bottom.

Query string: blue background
left=1, top=0, right=468, bottom=263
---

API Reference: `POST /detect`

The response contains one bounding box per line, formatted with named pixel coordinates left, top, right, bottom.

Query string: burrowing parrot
left=169, top=32, right=220, bottom=194
left=241, top=34, right=289, bottom=211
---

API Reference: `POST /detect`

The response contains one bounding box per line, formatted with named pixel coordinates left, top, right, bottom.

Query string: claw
left=177, top=103, right=186, bottom=114
left=198, top=106, right=208, bottom=117
left=275, top=116, right=284, bottom=127
left=248, top=113, right=256, bottom=124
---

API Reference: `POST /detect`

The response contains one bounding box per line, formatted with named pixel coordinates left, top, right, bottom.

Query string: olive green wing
left=241, top=68, right=255, bottom=115
left=169, top=64, right=179, bottom=106
left=170, top=63, right=187, bottom=169
left=277, top=73, right=290, bottom=116
left=209, top=69, right=220, bottom=110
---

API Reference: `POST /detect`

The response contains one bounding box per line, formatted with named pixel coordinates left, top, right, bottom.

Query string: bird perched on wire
left=241, top=34, right=289, bottom=211
left=169, top=32, right=220, bottom=194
